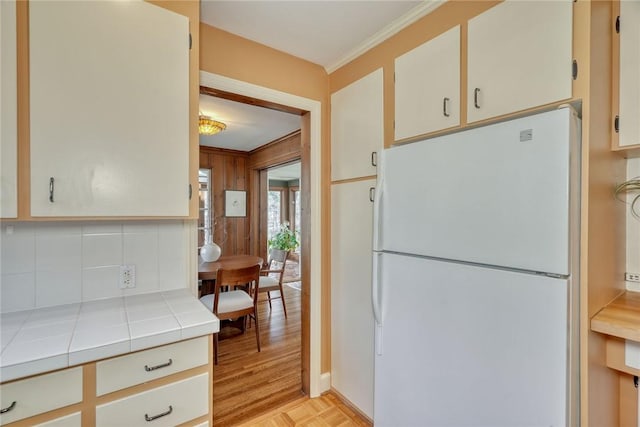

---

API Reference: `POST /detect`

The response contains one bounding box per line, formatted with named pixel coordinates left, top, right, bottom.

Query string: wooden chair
left=199, top=264, right=261, bottom=364
left=258, top=249, right=289, bottom=318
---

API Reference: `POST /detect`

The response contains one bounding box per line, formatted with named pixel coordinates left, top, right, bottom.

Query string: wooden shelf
left=591, top=291, right=640, bottom=341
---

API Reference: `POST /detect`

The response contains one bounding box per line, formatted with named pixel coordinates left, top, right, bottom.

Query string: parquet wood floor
left=213, top=283, right=371, bottom=426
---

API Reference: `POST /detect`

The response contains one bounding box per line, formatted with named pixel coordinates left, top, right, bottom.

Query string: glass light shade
left=201, top=241, right=221, bottom=262
left=199, top=115, right=227, bottom=135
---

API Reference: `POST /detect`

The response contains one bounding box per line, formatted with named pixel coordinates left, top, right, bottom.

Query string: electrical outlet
left=119, top=265, right=136, bottom=289
left=625, top=272, right=640, bottom=283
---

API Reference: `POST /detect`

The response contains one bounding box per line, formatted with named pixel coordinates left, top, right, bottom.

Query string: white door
left=1, top=0, right=17, bottom=218
left=29, top=1, right=189, bottom=217
left=374, top=253, right=569, bottom=426
left=331, top=69, right=383, bottom=181
left=395, top=26, right=460, bottom=140
left=331, top=179, right=375, bottom=418
left=467, top=0, right=573, bottom=123
left=619, top=0, right=640, bottom=147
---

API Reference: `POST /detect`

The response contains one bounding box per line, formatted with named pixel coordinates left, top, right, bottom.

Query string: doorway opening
left=198, top=75, right=318, bottom=425
left=267, top=160, right=302, bottom=285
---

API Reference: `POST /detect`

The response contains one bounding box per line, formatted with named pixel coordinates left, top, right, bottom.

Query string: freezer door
left=382, top=108, right=578, bottom=276
left=374, top=253, right=570, bottom=427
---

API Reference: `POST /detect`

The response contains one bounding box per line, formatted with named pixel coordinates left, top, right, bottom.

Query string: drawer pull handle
left=144, top=358, right=173, bottom=372
left=1, top=401, right=16, bottom=414
left=443, top=97, right=450, bottom=117
left=145, top=405, right=173, bottom=422
left=474, top=88, right=481, bottom=109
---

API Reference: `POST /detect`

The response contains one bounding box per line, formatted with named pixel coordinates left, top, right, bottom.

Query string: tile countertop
left=0, top=289, right=219, bottom=383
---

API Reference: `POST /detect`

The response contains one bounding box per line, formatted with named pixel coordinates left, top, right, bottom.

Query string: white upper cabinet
left=467, top=0, right=573, bottom=123
left=618, top=0, right=640, bottom=148
left=1, top=0, right=18, bottom=218
left=395, top=26, right=460, bottom=141
left=331, top=68, right=383, bottom=181
left=29, top=1, right=189, bottom=217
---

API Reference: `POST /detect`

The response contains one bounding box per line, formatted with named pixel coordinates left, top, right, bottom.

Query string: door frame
left=200, top=71, right=323, bottom=397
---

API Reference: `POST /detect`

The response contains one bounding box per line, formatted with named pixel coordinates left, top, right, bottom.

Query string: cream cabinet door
left=467, top=0, right=573, bottom=123
left=395, top=26, right=460, bottom=140
left=331, top=179, right=375, bottom=418
left=331, top=69, right=383, bottom=181
left=1, top=0, right=17, bottom=218
left=619, top=0, right=640, bottom=147
left=29, top=1, right=189, bottom=217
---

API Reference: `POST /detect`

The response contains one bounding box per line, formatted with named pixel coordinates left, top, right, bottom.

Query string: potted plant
left=268, top=223, right=299, bottom=253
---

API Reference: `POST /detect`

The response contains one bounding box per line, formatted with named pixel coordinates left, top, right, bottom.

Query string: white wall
left=627, top=158, right=640, bottom=291
left=0, top=221, right=191, bottom=313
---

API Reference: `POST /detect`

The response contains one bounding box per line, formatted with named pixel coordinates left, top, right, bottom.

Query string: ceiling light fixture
left=198, top=114, right=227, bottom=135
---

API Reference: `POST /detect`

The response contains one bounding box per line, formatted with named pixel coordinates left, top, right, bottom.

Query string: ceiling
left=268, top=162, right=301, bottom=182
left=199, top=94, right=301, bottom=151
left=199, top=1, right=443, bottom=153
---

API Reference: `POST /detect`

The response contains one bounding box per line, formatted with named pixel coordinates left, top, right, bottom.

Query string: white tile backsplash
left=0, top=273, right=36, bottom=312
left=0, top=221, right=191, bottom=313
left=1, top=224, right=35, bottom=275
left=82, top=234, right=122, bottom=268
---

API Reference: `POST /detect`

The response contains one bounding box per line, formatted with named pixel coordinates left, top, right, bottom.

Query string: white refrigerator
left=372, top=107, right=580, bottom=426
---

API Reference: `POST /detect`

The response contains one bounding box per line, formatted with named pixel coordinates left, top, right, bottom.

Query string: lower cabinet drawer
left=0, top=367, right=82, bottom=425
left=96, top=336, right=208, bottom=396
left=96, top=373, right=209, bottom=427
left=34, top=412, right=82, bottom=427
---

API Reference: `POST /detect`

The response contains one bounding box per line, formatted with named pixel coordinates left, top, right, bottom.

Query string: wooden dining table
left=198, top=254, right=263, bottom=296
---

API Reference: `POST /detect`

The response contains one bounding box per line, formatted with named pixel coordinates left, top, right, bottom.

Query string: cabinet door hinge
left=189, top=184, right=193, bottom=200
left=614, top=115, right=620, bottom=133
left=189, top=33, right=192, bottom=50
left=616, top=16, right=620, bottom=34
left=572, top=60, right=578, bottom=80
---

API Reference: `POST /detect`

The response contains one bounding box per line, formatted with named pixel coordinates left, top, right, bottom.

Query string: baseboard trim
left=329, top=387, right=373, bottom=424
left=319, top=372, right=331, bottom=393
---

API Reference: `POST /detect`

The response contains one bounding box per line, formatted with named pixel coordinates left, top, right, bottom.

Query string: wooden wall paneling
left=212, top=152, right=226, bottom=252
left=224, top=154, right=238, bottom=255
left=248, top=131, right=302, bottom=170
left=258, top=169, right=269, bottom=261
left=236, top=155, right=248, bottom=255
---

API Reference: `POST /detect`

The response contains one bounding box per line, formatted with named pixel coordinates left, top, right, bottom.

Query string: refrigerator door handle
left=372, top=251, right=384, bottom=355
left=372, top=157, right=384, bottom=252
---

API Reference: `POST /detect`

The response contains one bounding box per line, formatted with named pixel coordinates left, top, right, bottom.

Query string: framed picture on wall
left=225, top=190, right=246, bottom=217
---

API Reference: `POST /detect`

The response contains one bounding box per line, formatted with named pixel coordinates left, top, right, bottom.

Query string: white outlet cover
left=625, top=340, right=640, bottom=369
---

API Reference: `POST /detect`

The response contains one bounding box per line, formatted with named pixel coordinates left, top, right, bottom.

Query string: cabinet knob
left=474, top=88, right=481, bottom=109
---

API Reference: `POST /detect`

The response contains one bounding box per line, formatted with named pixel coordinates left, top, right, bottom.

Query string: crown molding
left=325, top=0, right=445, bottom=74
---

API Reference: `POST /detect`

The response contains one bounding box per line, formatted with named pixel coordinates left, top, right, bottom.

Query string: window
left=198, top=168, right=212, bottom=248
left=267, top=189, right=282, bottom=243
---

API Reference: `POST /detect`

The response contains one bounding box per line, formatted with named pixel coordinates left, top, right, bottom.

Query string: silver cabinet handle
left=144, top=358, right=172, bottom=372
left=145, top=405, right=173, bottom=422
left=443, top=97, right=450, bottom=117
left=369, top=187, right=375, bottom=203
left=474, top=88, right=481, bottom=109
left=371, top=151, right=377, bottom=167
left=1, top=401, right=16, bottom=414
left=49, top=177, right=55, bottom=203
